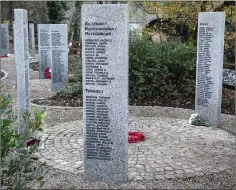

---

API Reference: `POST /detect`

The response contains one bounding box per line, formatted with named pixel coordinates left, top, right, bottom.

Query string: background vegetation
left=129, top=37, right=196, bottom=106
left=135, top=1, right=235, bottom=63
left=1, top=1, right=235, bottom=114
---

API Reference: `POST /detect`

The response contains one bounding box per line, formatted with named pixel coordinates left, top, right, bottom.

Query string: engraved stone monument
left=82, top=4, right=129, bottom=182
left=38, top=24, right=51, bottom=79
left=29, top=23, right=35, bottom=58
left=1, top=24, right=9, bottom=56
left=195, top=12, right=225, bottom=127
left=14, top=9, right=31, bottom=133
left=51, top=24, right=68, bottom=91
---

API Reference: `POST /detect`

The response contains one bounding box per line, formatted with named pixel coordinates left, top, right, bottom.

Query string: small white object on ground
left=189, top=113, right=199, bottom=124
left=189, top=113, right=210, bottom=126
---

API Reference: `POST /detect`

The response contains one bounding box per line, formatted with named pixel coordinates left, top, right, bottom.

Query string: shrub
left=59, top=55, right=83, bottom=98
left=46, top=1, right=68, bottom=24
left=1, top=94, right=47, bottom=189
left=129, top=37, right=197, bottom=105
left=58, top=37, right=197, bottom=107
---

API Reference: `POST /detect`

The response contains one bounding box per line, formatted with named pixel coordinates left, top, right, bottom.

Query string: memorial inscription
left=51, top=24, right=68, bottom=91
left=38, top=24, right=68, bottom=89
left=195, top=12, right=225, bottom=127
left=196, top=25, right=214, bottom=107
left=38, top=24, right=51, bottom=79
left=82, top=4, right=128, bottom=183
left=85, top=93, right=113, bottom=161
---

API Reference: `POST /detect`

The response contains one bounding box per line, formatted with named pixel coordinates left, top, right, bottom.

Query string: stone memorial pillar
left=29, top=23, right=35, bottom=58
left=1, top=24, right=9, bottom=56
left=14, top=9, right=31, bottom=133
left=38, top=24, right=51, bottom=79
left=51, top=24, right=68, bottom=91
left=195, top=12, right=225, bottom=127
left=82, top=4, right=129, bottom=182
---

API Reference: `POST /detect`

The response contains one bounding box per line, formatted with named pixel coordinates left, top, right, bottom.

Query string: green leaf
left=39, top=180, right=45, bottom=187
left=37, top=176, right=43, bottom=181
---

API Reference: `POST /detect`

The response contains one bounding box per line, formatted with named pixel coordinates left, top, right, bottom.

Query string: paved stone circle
left=37, top=117, right=235, bottom=181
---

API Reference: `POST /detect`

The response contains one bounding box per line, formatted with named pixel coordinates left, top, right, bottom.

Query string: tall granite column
left=82, top=4, right=129, bottom=183
left=14, top=9, right=31, bottom=133
left=1, top=24, right=9, bottom=56
left=195, top=12, right=225, bottom=127
left=51, top=24, right=68, bottom=91
left=29, top=23, right=35, bottom=58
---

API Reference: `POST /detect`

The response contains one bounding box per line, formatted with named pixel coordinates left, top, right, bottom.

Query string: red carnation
left=25, top=137, right=40, bottom=147
left=128, top=131, right=145, bottom=143
left=45, top=67, right=51, bottom=79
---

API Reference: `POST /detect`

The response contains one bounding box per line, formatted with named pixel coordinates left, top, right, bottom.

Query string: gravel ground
left=1, top=55, right=39, bottom=102
left=33, top=166, right=235, bottom=189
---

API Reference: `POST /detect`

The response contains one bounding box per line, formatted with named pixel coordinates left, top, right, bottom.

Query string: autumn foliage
left=136, top=1, right=235, bottom=62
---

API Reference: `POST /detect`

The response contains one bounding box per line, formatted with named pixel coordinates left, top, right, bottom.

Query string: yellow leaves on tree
left=140, top=1, right=235, bottom=61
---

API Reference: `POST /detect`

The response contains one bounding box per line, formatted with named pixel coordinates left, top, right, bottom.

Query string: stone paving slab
left=37, top=117, right=235, bottom=181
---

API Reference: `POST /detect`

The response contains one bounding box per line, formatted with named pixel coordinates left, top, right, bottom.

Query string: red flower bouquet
left=45, top=67, right=51, bottom=79
left=128, top=131, right=146, bottom=143
left=24, top=137, right=40, bottom=147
